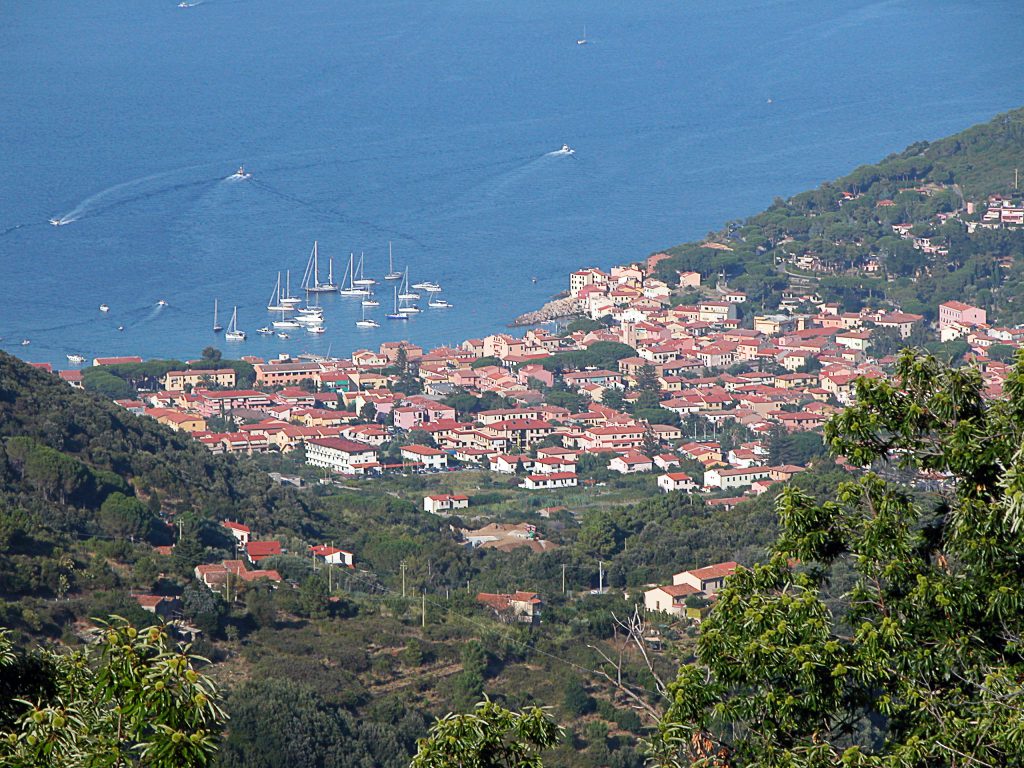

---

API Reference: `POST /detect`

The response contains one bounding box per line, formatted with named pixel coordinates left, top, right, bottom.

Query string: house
left=520, top=472, right=578, bottom=490
left=132, top=594, right=180, bottom=619
left=423, top=494, right=470, bottom=514
left=309, top=545, right=354, bottom=567
left=476, top=591, right=543, bottom=624
left=305, top=437, right=379, bottom=475
left=400, top=444, right=449, bottom=471
left=644, top=583, right=700, bottom=617
left=221, top=520, right=251, bottom=548
left=162, top=368, right=237, bottom=391
left=672, top=561, right=738, bottom=595
left=245, top=540, right=282, bottom=564
left=938, top=301, right=986, bottom=330
left=608, top=452, right=654, bottom=474
left=653, top=454, right=681, bottom=470
left=658, top=472, right=696, bottom=493
left=703, top=466, right=773, bottom=490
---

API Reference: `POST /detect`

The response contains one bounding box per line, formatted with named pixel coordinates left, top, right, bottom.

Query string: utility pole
left=401, top=561, right=407, bottom=598
left=599, top=561, right=604, bottom=594
left=561, top=563, right=567, bottom=595
left=421, top=591, right=426, bottom=627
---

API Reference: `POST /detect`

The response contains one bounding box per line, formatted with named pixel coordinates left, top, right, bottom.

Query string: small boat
left=428, top=297, right=453, bottom=309
left=272, top=318, right=301, bottom=329
left=117, top=325, right=125, bottom=332
left=267, top=272, right=293, bottom=312
left=384, top=241, right=403, bottom=281
left=306, top=324, right=326, bottom=334
left=277, top=332, right=290, bottom=340
left=557, top=144, right=575, bottom=155
left=303, top=241, right=339, bottom=293
left=178, top=1, right=191, bottom=7
left=352, top=252, right=376, bottom=287
left=213, top=299, right=224, bottom=332
left=356, top=304, right=379, bottom=328
left=361, top=296, right=380, bottom=307
left=157, top=299, right=168, bottom=307
left=412, top=281, right=440, bottom=291
left=257, top=327, right=274, bottom=335
left=20, top=339, right=30, bottom=346
left=225, top=305, right=246, bottom=341
left=294, top=314, right=324, bottom=326
left=577, top=26, right=588, bottom=45
left=296, top=306, right=324, bottom=317
left=338, top=252, right=371, bottom=296
left=49, top=218, right=64, bottom=227
left=99, top=304, right=110, bottom=312
left=386, top=286, right=408, bottom=321
left=399, top=306, right=421, bottom=314
left=398, top=268, right=420, bottom=300
left=228, top=165, right=251, bottom=180
left=66, top=353, right=86, bottom=363
left=280, top=270, right=302, bottom=305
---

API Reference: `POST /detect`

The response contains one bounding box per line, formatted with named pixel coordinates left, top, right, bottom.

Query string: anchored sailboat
left=212, top=299, right=224, bottom=332
left=303, top=241, right=338, bottom=293
left=386, top=286, right=408, bottom=320
left=225, top=306, right=246, bottom=341
left=384, top=241, right=403, bottom=281
left=281, top=270, right=302, bottom=305
left=356, top=304, right=380, bottom=328
left=352, top=252, right=376, bottom=287
left=339, top=253, right=371, bottom=296
left=267, top=272, right=292, bottom=312
left=398, top=268, right=420, bottom=301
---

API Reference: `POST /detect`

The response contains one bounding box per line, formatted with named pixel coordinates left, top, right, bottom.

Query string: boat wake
left=51, top=168, right=227, bottom=226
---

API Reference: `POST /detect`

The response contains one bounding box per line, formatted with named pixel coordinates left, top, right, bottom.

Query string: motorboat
left=306, top=325, right=326, bottom=334
left=398, top=305, right=421, bottom=314
left=20, top=339, right=30, bottom=346
left=99, top=304, right=110, bottom=312
left=428, top=298, right=453, bottom=309
left=66, top=353, right=86, bottom=363
left=229, top=165, right=251, bottom=180
left=577, top=26, right=588, bottom=45
left=361, top=297, right=380, bottom=308
left=356, top=318, right=380, bottom=328
left=277, top=332, right=290, bottom=340
left=412, top=281, right=441, bottom=291
left=294, top=314, right=324, bottom=326
left=257, top=327, right=274, bottom=335
left=157, top=299, right=168, bottom=307
left=272, top=318, right=301, bottom=329
left=49, top=218, right=64, bottom=227
left=557, top=144, right=575, bottom=155
left=117, top=325, right=125, bottom=332
left=296, top=306, right=323, bottom=316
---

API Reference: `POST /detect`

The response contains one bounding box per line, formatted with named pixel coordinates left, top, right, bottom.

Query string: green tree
left=410, top=698, right=563, bottom=768
left=181, top=582, right=226, bottom=637
left=201, top=346, right=222, bottom=362
left=98, top=492, right=154, bottom=542
left=651, top=349, right=1024, bottom=767
left=0, top=618, right=225, bottom=767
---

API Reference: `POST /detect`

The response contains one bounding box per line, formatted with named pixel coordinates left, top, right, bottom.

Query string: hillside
left=654, top=106, right=1024, bottom=323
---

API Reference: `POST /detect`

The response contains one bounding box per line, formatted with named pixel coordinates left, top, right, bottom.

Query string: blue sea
left=2, top=0, right=1022, bottom=367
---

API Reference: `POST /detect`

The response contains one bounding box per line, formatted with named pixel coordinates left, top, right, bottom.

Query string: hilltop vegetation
left=655, top=106, right=1024, bottom=321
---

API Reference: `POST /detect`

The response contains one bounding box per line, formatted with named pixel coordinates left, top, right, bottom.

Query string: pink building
left=938, top=301, right=986, bottom=330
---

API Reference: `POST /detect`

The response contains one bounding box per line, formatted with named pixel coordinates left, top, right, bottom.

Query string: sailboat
left=428, top=292, right=453, bottom=309
left=352, top=252, right=376, bottom=287
left=281, top=270, right=302, bottom=305
left=339, top=253, right=371, bottom=296
left=386, top=286, right=408, bottom=321
left=577, top=25, right=588, bottom=45
left=384, top=241, right=403, bottom=281
left=398, top=268, right=420, bottom=301
left=356, top=304, right=380, bottom=328
left=272, top=310, right=301, bottom=329
left=303, top=241, right=338, bottom=292
left=212, top=299, right=224, bottom=332
left=267, top=273, right=292, bottom=312
left=361, top=293, right=380, bottom=308
left=225, top=306, right=246, bottom=341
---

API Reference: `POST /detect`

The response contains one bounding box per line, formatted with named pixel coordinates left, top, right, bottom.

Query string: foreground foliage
left=0, top=617, right=225, bottom=767
left=652, top=350, right=1024, bottom=767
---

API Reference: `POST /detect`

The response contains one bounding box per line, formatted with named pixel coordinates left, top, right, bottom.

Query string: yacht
left=398, top=305, right=421, bottom=314
left=338, top=252, right=371, bottom=296
left=267, top=273, right=293, bottom=312
left=257, top=327, right=274, bottom=335
left=296, top=306, right=324, bottom=317
left=356, top=318, right=380, bottom=328
left=352, top=252, right=376, bottom=287
left=229, top=165, right=251, bottom=180
left=398, top=268, right=420, bottom=301
left=306, top=324, right=326, bottom=334
left=294, top=313, right=324, bottom=326
left=157, top=299, right=168, bottom=307
left=99, top=304, right=110, bottom=313
left=384, top=241, right=403, bottom=281
left=412, top=281, right=441, bottom=291
left=66, top=353, right=86, bottom=363
left=302, top=241, right=338, bottom=293
left=386, top=286, right=408, bottom=321
left=272, top=317, right=301, bottom=329
left=212, top=299, right=224, bottom=332
left=361, top=295, right=380, bottom=308
left=225, top=306, right=246, bottom=341
left=557, top=144, right=575, bottom=155
left=280, top=271, right=303, bottom=305
left=428, top=297, right=453, bottom=309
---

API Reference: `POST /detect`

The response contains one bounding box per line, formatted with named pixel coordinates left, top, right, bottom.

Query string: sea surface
left=2, top=0, right=1023, bottom=368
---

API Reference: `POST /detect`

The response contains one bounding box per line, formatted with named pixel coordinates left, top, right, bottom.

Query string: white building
left=305, top=437, right=379, bottom=475
left=423, top=494, right=470, bottom=514
left=520, top=472, right=578, bottom=490
left=703, top=466, right=773, bottom=491
left=657, top=472, right=695, bottom=493
left=400, top=445, right=449, bottom=471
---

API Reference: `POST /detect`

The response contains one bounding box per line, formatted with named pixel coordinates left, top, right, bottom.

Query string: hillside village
left=29, top=180, right=1024, bottom=624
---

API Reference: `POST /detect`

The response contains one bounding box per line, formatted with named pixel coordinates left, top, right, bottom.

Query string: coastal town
left=22, top=189, right=1023, bottom=622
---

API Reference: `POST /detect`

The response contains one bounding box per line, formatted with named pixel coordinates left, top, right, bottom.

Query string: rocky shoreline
left=509, top=296, right=582, bottom=327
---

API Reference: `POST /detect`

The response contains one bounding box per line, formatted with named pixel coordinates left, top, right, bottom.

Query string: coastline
left=509, top=295, right=582, bottom=328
